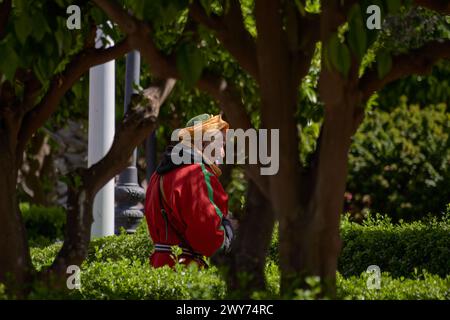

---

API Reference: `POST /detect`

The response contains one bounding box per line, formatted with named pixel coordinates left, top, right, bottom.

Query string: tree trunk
left=19, top=131, right=53, bottom=206
left=254, top=0, right=306, bottom=297
left=39, top=174, right=94, bottom=290
left=218, top=179, right=275, bottom=298
left=0, top=139, right=33, bottom=296
left=38, top=79, right=175, bottom=289
left=293, top=68, right=361, bottom=297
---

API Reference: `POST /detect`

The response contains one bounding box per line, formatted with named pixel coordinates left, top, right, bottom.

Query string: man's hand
left=226, top=211, right=239, bottom=231
left=222, top=212, right=239, bottom=253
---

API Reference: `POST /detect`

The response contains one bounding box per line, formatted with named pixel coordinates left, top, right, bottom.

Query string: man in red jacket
left=144, top=114, right=234, bottom=268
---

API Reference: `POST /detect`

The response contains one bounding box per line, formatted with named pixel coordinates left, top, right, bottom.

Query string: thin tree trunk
left=220, top=179, right=275, bottom=298
left=294, top=68, right=361, bottom=297
left=38, top=174, right=95, bottom=290
left=0, top=141, right=33, bottom=296
left=254, top=0, right=305, bottom=297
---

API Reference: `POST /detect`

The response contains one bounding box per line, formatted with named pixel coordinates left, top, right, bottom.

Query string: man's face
left=202, top=129, right=226, bottom=164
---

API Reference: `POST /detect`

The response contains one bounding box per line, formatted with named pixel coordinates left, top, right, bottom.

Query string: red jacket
left=144, top=162, right=228, bottom=268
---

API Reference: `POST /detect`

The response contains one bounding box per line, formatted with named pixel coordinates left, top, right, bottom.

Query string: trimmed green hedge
left=268, top=211, right=450, bottom=278
left=263, top=262, right=450, bottom=300
left=26, top=255, right=450, bottom=300
left=30, top=222, right=152, bottom=272
left=24, top=213, right=450, bottom=300
left=76, top=260, right=225, bottom=300
left=32, top=212, right=450, bottom=280
left=0, top=284, right=6, bottom=300
left=337, top=272, right=450, bottom=300
left=339, top=213, right=450, bottom=278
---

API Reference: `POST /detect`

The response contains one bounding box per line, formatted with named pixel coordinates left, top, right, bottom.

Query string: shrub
left=346, top=102, right=450, bottom=221
left=0, top=284, right=6, bottom=300
left=26, top=257, right=450, bottom=300
left=29, top=223, right=226, bottom=300
left=76, top=259, right=226, bottom=300
left=26, top=215, right=449, bottom=300
left=339, top=213, right=450, bottom=278
left=337, top=271, right=450, bottom=300
left=86, top=222, right=152, bottom=264
left=261, top=263, right=450, bottom=300
left=20, top=203, right=66, bottom=247
left=378, top=61, right=450, bottom=109
left=30, top=222, right=152, bottom=272
left=30, top=242, right=62, bottom=272
left=268, top=212, right=450, bottom=278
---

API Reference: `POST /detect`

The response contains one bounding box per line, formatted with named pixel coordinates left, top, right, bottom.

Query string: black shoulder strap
left=158, top=175, right=192, bottom=249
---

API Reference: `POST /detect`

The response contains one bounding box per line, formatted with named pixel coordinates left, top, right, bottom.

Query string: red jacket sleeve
left=178, top=164, right=228, bottom=257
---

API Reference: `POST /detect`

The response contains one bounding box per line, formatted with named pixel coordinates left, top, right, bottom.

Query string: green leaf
left=15, top=0, right=27, bottom=12
left=377, top=50, right=392, bottom=79
left=328, top=33, right=340, bottom=65
left=158, top=0, right=188, bottom=23
left=72, top=82, right=83, bottom=100
left=14, top=13, right=33, bottom=44
left=90, top=7, right=106, bottom=25
left=54, top=28, right=65, bottom=55
left=176, top=42, right=205, bottom=87
left=386, top=0, right=402, bottom=14
left=328, top=33, right=351, bottom=78
left=31, top=11, right=50, bottom=41
left=348, top=4, right=367, bottom=60
left=294, top=0, right=306, bottom=16
left=129, top=0, right=146, bottom=20
left=32, top=65, right=45, bottom=85
left=0, top=44, right=20, bottom=81
left=200, top=0, right=212, bottom=16
left=37, top=57, right=50, bottom=79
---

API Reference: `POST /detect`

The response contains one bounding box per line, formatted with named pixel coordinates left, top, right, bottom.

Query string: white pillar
left=88, top=28, right=115, bottom=238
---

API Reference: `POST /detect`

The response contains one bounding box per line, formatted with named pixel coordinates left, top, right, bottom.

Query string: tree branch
left=43, top=79, right=175, bottom=281
left=189, top=0, right=259, bottom=80
left=88, top=79, right=176, bottom=193
left=92, top=0, right=139, bottom=34
left=188, top=0, right=223, bottom=30
left=0, top=0, right=12, bottom=40
left=197, top=72, right=270, bottom=197
left=320, top=0, right=354, bottom=39
left=93, top=0, right=255, bottom=123
left=16, top=38, right=132, bottom=158
left=415, top=0, right=450, bottom=14
left=254, top=0, right=303, bottom=217
left=0, top=81, right=21, bottom=152
left=93, top=0, right=270, bottom=197
left=93, top=0, right=179, bottom=78
left=359, top=41, right=450, bottom=101
left=15, top=69, right=43, bottom=113
left=292, top=13, right=320, bottom=88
